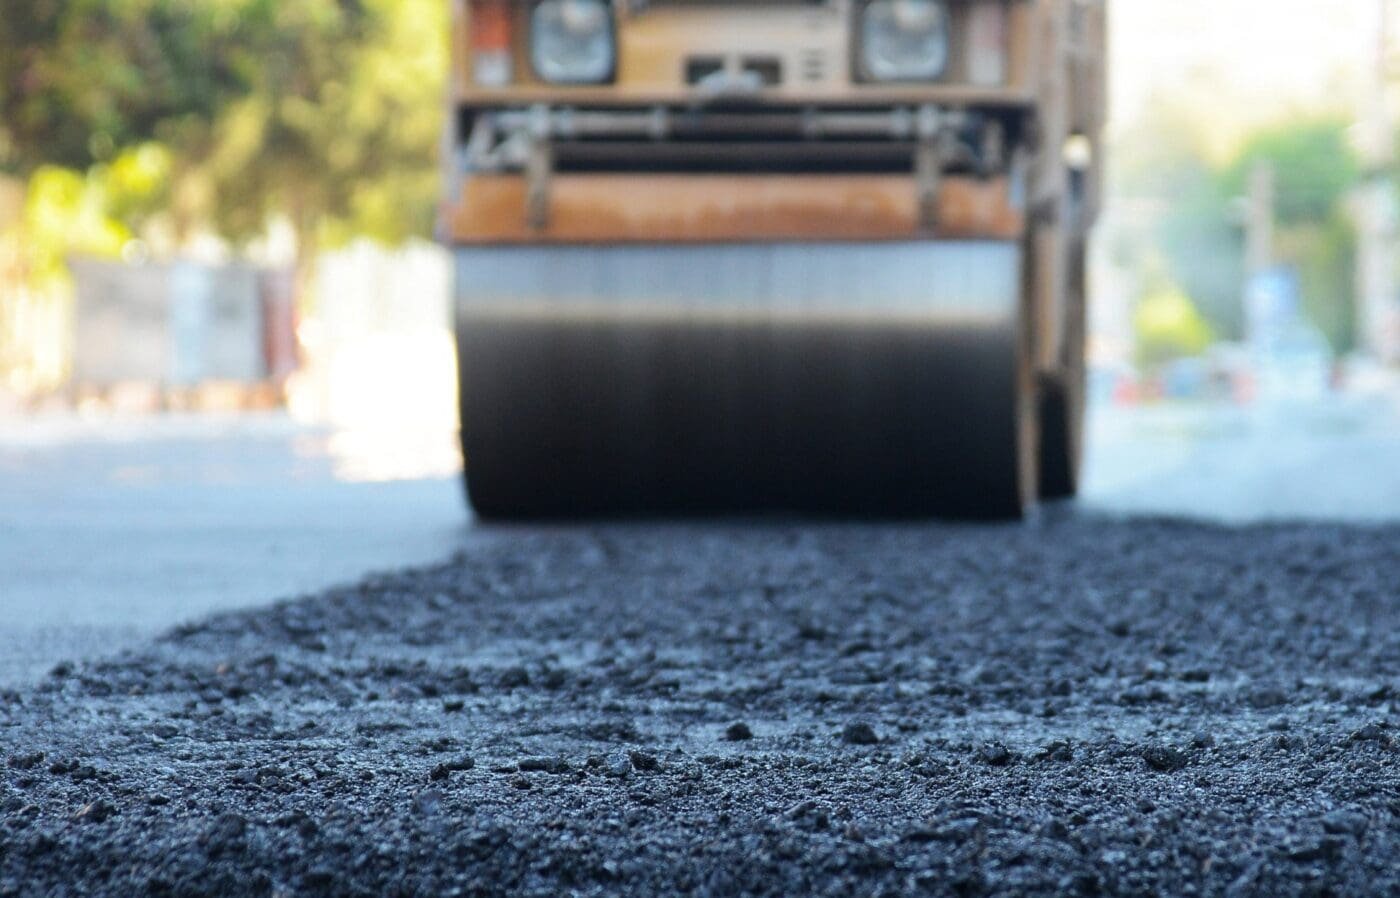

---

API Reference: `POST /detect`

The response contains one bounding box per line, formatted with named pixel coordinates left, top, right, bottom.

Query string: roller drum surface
left=456, top=242, right=1030, bottom=518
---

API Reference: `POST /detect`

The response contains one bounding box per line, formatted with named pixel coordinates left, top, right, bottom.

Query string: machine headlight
left=530, top=0, right=616, bottom=85
left=859, top=0, right=952, bottom=83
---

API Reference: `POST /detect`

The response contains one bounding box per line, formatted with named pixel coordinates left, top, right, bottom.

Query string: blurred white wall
left=1111, top=1, right=1373, bottom=138
left=287, top=239, right=460, bottom=482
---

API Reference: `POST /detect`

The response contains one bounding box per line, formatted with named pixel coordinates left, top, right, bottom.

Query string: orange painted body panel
left=448, top=174, right=1024, bottom=245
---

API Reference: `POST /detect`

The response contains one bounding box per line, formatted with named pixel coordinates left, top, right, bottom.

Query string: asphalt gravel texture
left=2, top=515, right=1399, bottom=897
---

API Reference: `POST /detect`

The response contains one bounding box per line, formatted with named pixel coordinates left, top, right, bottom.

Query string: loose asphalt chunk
left=2, top=517, right=1399, bottom=896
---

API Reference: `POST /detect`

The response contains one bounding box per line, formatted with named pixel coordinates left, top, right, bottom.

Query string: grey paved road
left=1083, top=391, right=1400, bottom=523
left=1, top=388, right=1398, bottom=687
left=0, top=414, right=465, bottom=686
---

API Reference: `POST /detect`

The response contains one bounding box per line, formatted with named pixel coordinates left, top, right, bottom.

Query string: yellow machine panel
left=444, top=1, right=1107, bottom=518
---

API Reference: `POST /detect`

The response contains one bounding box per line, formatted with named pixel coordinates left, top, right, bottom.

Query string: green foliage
left=4, top=166, right=129, bottom=293
left=1224, top=119, right=1360, bottom=352
left=0, top=0, right=253, bottom=176
left=1133, top=281, right=1216, bottom=370
left=1155, top=167, right=1245, bottom=340
left=191, top=0, right=446, bottom=250
left=1, top=0, right=446, bottom=257
left=1112, top=104, right=1246, bottom=339
left=103, top=143, right=175, bottom=231
left=1116, top=112, right=1362, bottom=351
left=1286, top=214, right=1357, bottom=352
left=1222, top=119, right=1359, bottom=228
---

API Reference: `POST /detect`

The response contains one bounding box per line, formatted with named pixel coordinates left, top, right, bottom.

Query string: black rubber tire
left=1038, top=239, right=1087, bottom=501
left=1037, top=372, right=1083, bottom=500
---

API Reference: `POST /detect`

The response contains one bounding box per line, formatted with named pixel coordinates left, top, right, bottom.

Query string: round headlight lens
left=860, top=0, right=952, bottom=82
left=531, top=0, right=615, bottom=85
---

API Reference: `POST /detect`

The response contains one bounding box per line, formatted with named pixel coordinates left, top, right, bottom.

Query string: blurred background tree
left=1, top=0, right=446, bottom=393
left=1220, top=119, right=1360, bottom=352
left=1115, top=105, right=1363, bottom=356
left=204, top=0, right=445, bottom=279
left=1, top=0, right=253, bottom=177
left=1133, top=277, right=1216, bottom=370
left=1113, top=101, right=1247, bottom=344
left=0, top=0, right=445, bottom=287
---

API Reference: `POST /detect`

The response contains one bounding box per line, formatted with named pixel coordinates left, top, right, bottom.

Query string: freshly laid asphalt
left=3, top=515, right=1398, bottom=896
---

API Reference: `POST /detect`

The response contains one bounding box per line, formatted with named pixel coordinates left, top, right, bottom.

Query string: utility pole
left=1357, top=0, right=1400, bottom=365
left=1240, top=161, right=1279, bottom=348
left=1244, top=162, right=1275, bottom=280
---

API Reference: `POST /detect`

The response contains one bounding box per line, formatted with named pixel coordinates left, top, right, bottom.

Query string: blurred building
left=67, top=257, right=295, bottom=409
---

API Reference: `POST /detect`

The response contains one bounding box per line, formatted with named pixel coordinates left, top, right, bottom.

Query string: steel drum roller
left=456, top=241, right=1033, bottom=518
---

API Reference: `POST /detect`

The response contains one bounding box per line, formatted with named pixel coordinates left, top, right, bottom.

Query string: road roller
left=442, top=0, right=1105, bottom=518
